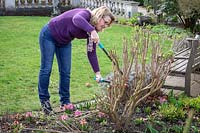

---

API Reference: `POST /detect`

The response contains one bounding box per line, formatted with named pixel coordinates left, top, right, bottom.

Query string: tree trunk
left=183, top=17, right=197, bottom=32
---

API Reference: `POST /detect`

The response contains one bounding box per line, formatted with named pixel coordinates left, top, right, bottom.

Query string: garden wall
left=0, top=6, right=72, bottom=16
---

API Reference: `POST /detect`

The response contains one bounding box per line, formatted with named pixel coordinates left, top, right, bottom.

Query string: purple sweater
left=48, top=8, right=99, bottom=73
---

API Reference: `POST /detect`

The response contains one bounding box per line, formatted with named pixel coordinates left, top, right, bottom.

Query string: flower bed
left=1, top=92, right=200, bottom=133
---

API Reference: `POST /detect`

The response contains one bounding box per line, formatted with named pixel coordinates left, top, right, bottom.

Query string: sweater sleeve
left=87, top=38, right=100, bottom=73
left=72, top=10, right=95, bottom=33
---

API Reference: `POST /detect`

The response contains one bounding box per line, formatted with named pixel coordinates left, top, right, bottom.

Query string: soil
left=0, top=93, right=200, bottom=133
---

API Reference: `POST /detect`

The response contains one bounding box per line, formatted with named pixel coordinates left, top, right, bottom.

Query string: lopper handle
left=98, top=42, right=105, bottom=49
left=98, top=42, right=123, bottom=75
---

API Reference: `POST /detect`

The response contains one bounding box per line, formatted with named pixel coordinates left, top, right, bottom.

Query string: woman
left=38, top=6, right=115, bottom=114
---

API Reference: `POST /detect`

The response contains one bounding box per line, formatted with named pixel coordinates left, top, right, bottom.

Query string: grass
left=0, top=16, right=133, bottom=115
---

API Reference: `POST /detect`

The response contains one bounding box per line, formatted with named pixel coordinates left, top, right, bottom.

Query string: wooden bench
left=164, top=38, right=200, bottom=96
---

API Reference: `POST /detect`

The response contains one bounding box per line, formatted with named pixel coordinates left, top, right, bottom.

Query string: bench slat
left=174, top=56, right=189, bottom=59
left=170, top=59, right=188, bottom=73
left=175, top=47, right=191, bottom=56
left=175, top=46, right=190, bottom=53
left=171, top=59, right=188, bottom=67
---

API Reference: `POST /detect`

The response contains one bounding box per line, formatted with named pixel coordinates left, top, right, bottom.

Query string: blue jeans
left=38, top=24, right=71, bottom=105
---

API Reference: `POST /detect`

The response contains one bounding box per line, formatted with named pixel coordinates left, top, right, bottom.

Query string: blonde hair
left=90, top=6, right=115, bottom=26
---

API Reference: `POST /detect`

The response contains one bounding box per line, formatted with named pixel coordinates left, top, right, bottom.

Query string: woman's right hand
left=90, top=30, right=99, bottom=44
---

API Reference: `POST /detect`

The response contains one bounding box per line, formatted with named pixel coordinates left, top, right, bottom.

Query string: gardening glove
left=95, top=72, right=102, bottom=83
left=91, top=30, right=100, bottom=44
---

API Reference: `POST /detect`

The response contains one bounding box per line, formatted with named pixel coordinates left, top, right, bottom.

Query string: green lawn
left=0, top=16, right=133, bottom=115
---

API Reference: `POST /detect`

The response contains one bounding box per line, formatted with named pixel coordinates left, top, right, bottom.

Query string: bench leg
left=185, top=74, right=191, bottom=96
